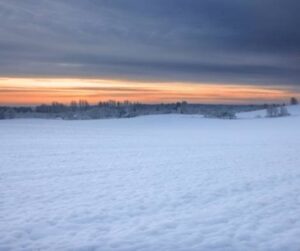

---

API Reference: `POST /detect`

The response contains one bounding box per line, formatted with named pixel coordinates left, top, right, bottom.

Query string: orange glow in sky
left=0, top=77, right=295, bottom=105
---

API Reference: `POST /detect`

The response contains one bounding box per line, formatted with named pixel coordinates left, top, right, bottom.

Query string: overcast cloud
left=0, top=0, right=299, bottom=86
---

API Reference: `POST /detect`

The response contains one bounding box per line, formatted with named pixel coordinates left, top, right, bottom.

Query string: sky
left=0, top=0, right=299, bottom=105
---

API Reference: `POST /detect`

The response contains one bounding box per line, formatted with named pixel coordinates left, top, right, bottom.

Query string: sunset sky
left=0, top=0, right=299, bottom=105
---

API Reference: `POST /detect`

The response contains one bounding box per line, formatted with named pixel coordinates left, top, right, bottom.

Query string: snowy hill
left=1, top=112, right=300, bottom=251
left=238, top=104, right=300, bottom=119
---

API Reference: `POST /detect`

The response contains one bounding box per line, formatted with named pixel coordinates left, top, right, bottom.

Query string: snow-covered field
left=1, top=106, right=300, bottom=251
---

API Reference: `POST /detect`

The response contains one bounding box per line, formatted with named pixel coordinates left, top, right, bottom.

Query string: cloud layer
left=0, top=0, right=299, bottom=86
left=0, top=78, right=295, bottom=105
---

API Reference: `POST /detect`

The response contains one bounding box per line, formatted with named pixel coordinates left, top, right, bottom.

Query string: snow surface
left=1, top=105, right=300, bottom=251
left=238, top=104, right=300, bottom=119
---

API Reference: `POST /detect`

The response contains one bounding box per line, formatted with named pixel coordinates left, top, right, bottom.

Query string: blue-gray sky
left=0, top=0, right=300, bottom=87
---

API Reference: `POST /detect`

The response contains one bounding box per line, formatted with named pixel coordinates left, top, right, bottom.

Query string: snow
left=238, top=104, right=300, bottom=119
left=1, top=105, right=300, bottom=251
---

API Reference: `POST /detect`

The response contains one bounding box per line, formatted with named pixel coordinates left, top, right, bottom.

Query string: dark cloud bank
left=0, top=0, right=299, bottom=86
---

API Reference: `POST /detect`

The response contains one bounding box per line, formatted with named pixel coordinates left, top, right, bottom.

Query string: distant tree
left=3, top=108, right=16, bottom=119
left=266, top=104, right=280, bottom=117
left=36, top=104, right=51, bottom=113
left=70, top=101, right=78, bottom=111
left=175, top=102, right=181, bottom=113
left=290, top=97, right=298, bottom=105
left=267, top=105, right=275, bottom=117
left=204, top=110, right=236, bottom=119
left=220, top=111, right=236, bottom=119
left=181, top=101, right=188, bottom=114
left=107, top=100, right=117, bottom=107
left=14, top=107, right=32, bottom=113
left=175, top=101, right=188, bottom=114
left=51, top=102, right=65, bottom=113
left=279, top=104, right=289, bottom=116
left=78, top=100, right=89, bottom=111
left=98, top=101, right=104, bottom=107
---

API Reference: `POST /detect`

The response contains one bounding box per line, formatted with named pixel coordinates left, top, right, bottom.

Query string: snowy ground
left=1, top=106, right=300, bottom=251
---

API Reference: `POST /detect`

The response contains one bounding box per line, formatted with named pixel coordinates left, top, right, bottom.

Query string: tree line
left=0, top=97, right=298, bottom=120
